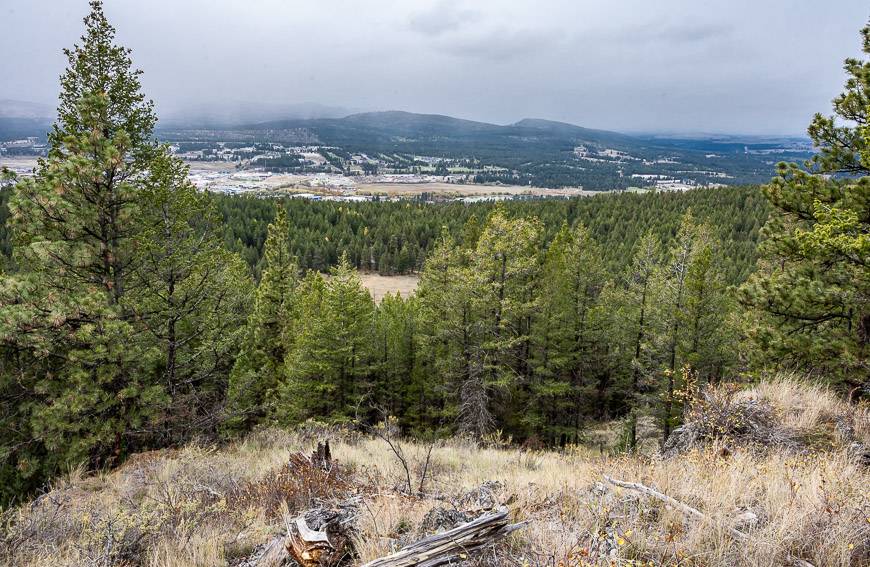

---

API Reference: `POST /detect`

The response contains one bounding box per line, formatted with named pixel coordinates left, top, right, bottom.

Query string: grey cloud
left=626, top=22, right=735, bottom=45
left=0, top=0, right=867, bottom=134
left=435, top=28, right=561, bottom=62
left=408, top=1, right=480, bottom=37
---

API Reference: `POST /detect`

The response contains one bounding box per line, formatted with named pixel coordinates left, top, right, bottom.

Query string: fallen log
left=604, top=475, right=748, bottom=541
left=603, top=475, right=815, bottom=567
left=245, top=492, right=524, bottom=567
left=360, top=507, right=526, bottom=567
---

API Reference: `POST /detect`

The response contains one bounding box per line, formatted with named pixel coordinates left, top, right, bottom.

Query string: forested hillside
left=158, top=110, right=806, bottom=188
left=1, top=6, right=868, bottom=557
left=215, top=186, right=769, bottom=284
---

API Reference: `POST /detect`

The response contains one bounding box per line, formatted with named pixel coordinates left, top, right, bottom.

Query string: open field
left=2, top=378, right=867, bottom=567
left=1, top=157, right=600, bottom=198
left=353, top=182, right=594, bottom=198
left=0, top=156, right=39, bottom=173
left=359, top=273, right=419, bottom=302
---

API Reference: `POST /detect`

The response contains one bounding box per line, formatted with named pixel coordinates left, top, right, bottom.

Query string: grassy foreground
left=1, top=379, right=868, bottom=566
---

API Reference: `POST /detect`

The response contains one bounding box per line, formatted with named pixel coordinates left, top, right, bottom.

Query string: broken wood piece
left=603, top=475, right=815, bottom=567
left=311, top=440, right=332, bottom=470
left=247, top=504, right=353, bottom=567
left=603, top=475, right=748, bottom=541
left=287, top=515, right=336, bottom=566
left=248, top=502, right=523, bottom=567
left=360, top=506, right=527, bottom=567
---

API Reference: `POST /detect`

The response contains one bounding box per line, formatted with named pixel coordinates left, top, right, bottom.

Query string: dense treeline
left=0, top=2, right=867, bottom=510
left=215, top=186, right=769, bottom=285
left=222, top=206, right=735, bottom=448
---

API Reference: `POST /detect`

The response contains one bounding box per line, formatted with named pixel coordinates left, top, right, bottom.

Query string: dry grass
left=357, top=273, right=419, bottom=302
left=741, top=376, right=870, bottom=444
left=1, top=379, right=868, bottom=566
left=353, top=182, right=593, bottom=198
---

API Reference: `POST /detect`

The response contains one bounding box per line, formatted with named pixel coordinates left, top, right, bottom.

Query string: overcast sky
left=1, top=0, right=867, bottom=134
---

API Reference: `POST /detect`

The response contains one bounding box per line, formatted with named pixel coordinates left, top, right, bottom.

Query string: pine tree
left=279, top=255, right=375, bottom=423
left=530, top=222, right=608, bottom=443
left=225, top=206, right=297, bottom=432
left=416, top=229, right=478, bottom=429
left=612, top=232, right=662, bottom=450
left=0, top=0, right=163, bottom=482
left=680, top=242, right=734, bottom=384
left=373, top=293, right=420, bottom=430
left=741, top=23, right=870, bottom=393
left=134, top=151, right=253, bottom=443
left=469, top=209, right=541, bottom=435
left=651, top=213, right=706, bottom=441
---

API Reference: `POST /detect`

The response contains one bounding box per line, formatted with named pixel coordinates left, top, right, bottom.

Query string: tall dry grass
left=0, top=378, right=867, bottom=566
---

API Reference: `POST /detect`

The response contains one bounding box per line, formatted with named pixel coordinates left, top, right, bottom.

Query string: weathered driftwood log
left=360, top=507, right=526, bottom=567
left=603, top=476, right=815, bottom=567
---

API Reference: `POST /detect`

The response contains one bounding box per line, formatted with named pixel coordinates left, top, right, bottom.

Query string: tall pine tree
left=741, top=23, right=870, bottom=393
left=0, top=1, right=162, bottom=483
left=135, top=151, right=252, bottom=443
left=225, top=206, right=297, bottom=432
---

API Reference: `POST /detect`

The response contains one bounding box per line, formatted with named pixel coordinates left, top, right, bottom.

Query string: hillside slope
left=2, top=378, right=867, bottom=567
left=244, top=111, right=657, bottom=154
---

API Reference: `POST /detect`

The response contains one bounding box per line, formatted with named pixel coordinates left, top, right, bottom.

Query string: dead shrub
left=664, top=378, right=869, bottom=458
left=229, top=451, right=353, bottom=519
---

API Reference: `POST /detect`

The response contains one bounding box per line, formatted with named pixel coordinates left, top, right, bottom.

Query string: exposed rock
left=418, top=507, right=472, bottom=535
left=457, top=480, right=503, bottom=511
left=732, top=510, right=759, bottom=531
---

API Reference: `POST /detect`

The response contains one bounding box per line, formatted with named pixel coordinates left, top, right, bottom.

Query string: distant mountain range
left=2, top=101, right=812, bottom=188
left=206, top=110, right=809, bottom=164
left=0, top=100, right=54, bottom=141
left=235, top=111, right=638, bottom=151
left=0, top=99, right=356, bottom=140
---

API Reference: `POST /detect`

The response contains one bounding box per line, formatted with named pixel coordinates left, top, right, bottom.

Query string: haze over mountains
left=0, top=99, right=812, bottom=190
left=0, top=98, right=810, bottom=145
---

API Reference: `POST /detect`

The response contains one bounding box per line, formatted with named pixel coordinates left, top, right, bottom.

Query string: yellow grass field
left=358, top=273, right=419, bottom=302
left=353, top=182, right=594, bottom=198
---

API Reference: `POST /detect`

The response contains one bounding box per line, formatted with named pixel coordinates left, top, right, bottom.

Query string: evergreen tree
left=279, top=255, right=375, bottom=423
left=469, top=209, right=541, bottom=435
left=650, top=213, right=707, bottom=441
left=610, top=232, right=662, bottom=450
left=741, top=24, right=870, bottom=393
left=416, top=229, right=478, bottom=429
left=225, top=206, right=297, bottom=432
left=134, top=151, right=253, bottom=443
left=530, top=222, right=608, bottom=443
left=0, top=2, right=260, bottom=503
left=680, top=242, right=734, bottom=384
left=373, top=293, right=420, bottom=429
left=0, top=1, right=162, bottom=486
